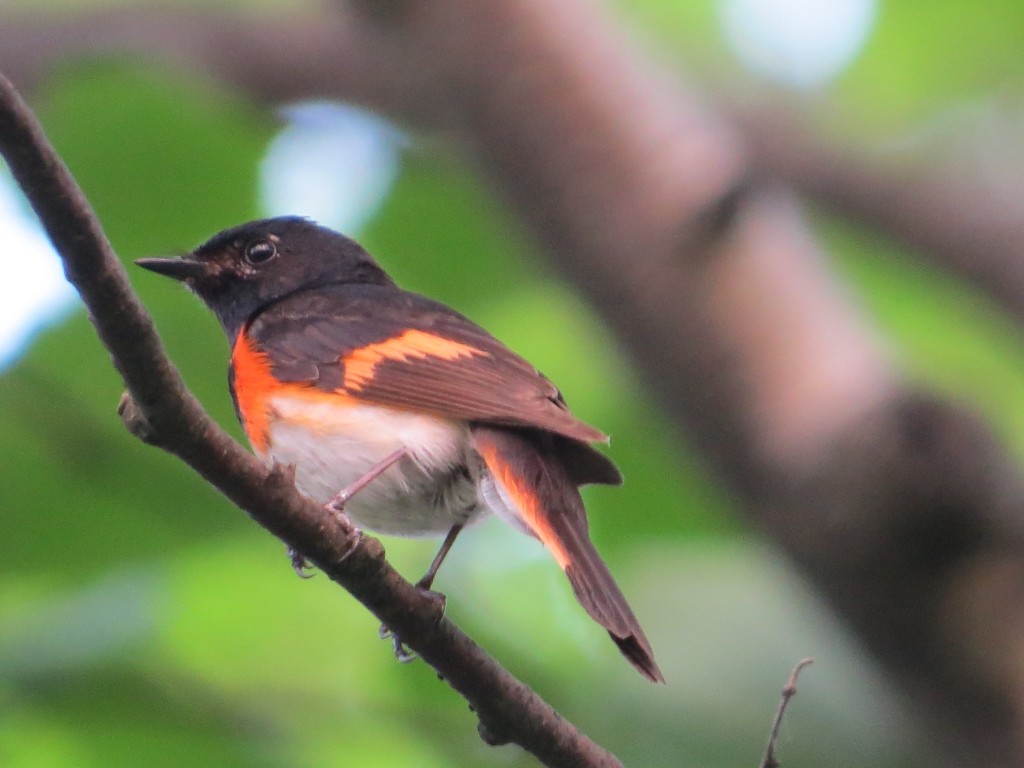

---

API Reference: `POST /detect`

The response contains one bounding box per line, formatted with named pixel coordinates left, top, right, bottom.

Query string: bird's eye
left=244, top=239, right=277, bottom=266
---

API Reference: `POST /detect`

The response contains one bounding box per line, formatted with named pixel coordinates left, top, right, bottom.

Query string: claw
left=377, top=583, right=447, bottom=663
left=393, top=635, right=417, bottom=663
left=325, top=492, right=347, bottom=515
left=378, top=622, right=417, bottom=661
left=325, top=496, right=349, bottom=528
left=287, top=546, right=315, bottom=579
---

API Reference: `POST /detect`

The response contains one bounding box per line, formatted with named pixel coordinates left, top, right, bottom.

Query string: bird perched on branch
left=138, top=217, right=662, bottom=683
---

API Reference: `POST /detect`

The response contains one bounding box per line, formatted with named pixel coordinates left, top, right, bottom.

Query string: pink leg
left=416, top=523, right=465, bottom=591
left=287, top=449, right=407, bottom=578
left=382, top=523, right=465, bottom=663
left=325, top=448, right=407, bottom=513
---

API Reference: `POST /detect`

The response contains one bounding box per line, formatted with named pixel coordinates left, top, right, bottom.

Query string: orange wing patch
left=342, top=329, right=486, bottom=391
left=476, top=440, right=572, bottom=569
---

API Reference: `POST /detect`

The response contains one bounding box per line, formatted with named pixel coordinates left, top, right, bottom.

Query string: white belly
left=260, top=394, right=485, bottom=536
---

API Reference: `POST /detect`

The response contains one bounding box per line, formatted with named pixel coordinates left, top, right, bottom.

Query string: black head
left=137, top=217, right=394, bottom=341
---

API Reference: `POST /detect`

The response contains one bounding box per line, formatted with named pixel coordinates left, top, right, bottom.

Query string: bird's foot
left=286, top=546, right=316, bottom=579
left=379, top=624, right=418, bottom=663
left=324, top=492, right=349, bottom=521
left=379, top=586, right=447, bottom=663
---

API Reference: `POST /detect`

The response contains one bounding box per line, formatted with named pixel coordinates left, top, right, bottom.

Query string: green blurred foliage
left=2, top=1, right=1022, bottom=766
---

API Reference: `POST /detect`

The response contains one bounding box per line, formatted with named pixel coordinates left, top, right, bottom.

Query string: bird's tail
left=472, top=426, right=663, bottom=683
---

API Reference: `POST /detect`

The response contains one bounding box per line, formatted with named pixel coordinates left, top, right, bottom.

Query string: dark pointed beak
left=135, top=256, right=208, bottom=282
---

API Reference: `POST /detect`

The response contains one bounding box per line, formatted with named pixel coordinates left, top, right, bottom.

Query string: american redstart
left=137, top=217, right=662, bottom=683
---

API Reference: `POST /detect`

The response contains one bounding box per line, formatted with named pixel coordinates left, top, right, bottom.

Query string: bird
left=137, top=216, right=662, bottom=683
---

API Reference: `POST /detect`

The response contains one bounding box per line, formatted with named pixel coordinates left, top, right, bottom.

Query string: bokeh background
left=2, top=1, right=1023, bottom=766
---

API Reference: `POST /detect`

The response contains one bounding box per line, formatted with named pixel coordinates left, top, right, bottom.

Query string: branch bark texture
left=0, top=71, right=624, bottom=768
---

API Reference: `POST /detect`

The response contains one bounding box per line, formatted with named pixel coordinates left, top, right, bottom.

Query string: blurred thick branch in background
left=735, top=104, right=1024, bottom=327
left=4, top=1, right=1024, bottom=766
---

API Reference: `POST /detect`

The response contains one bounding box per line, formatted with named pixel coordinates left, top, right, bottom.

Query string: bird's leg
left=325, top=447, right=408, bottom=515
left=381, top=523, right=465, bottom=662
left=286, top=449, right=408, bottom=578
left=417, top=523, right=464, bottom=592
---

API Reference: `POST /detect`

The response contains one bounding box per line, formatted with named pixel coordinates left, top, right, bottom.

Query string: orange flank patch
left=343, top=329, right=485, bottom=390
left=231, top=332, right=355, bottom=452
left=476, top=442, right=571, bottom=570
left=230, top=333, right=280, bottom=452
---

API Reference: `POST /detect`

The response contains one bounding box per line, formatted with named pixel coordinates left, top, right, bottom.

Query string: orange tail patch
left=475, top=438, right=572, bottom=569
left=472, top=425, right=663, bottom=683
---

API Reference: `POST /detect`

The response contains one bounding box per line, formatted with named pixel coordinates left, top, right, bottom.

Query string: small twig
left=760, top=658, right=813, bottom=768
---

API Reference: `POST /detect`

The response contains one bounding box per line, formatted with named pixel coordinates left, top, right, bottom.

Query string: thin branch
left=0, top=71, right=624, bottom=768
left=760, top=658, right=813, bottom=768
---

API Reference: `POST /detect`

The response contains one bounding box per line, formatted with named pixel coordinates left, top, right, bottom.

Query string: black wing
left=246, top=283, right=621, bottom=485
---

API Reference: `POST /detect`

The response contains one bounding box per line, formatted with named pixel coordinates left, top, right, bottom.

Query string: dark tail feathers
left=472, top=425, right=663, bottom=683
left=560, top=520, right=664, bottom=683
